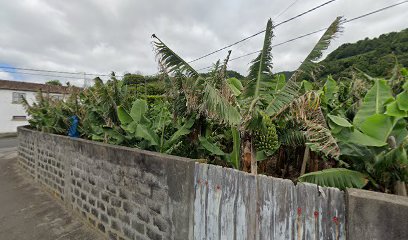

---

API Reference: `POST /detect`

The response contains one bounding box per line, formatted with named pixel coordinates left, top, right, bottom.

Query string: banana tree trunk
left=243, top=139, right=257, bottom=174
left=300, top=146, right=310, bottom=176
left=250, top=140, right=257, bottom=175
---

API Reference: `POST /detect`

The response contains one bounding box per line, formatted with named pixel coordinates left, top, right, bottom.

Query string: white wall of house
left=0, top=89, right=63, bottom=133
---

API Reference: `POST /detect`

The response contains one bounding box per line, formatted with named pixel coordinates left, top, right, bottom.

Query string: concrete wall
left=0, top=89, right=64, bottom=133
left=347, top=189, right=408, bottom=240
left=17, top=127, right=408, bottom=240
left=194, top=163, right=346, bottom=240
left=18, top=127, right=196, bottom=240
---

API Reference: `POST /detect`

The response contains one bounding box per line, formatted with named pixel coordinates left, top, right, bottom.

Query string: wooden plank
left=316, top=187, right=346, bottom=240
left=220, top=168, right=238, bottom=240
left=329, top=188, right=346, bottom=240
left=256, top=175, right=274, bottom=240
left=271, top=177, right=296, bottom=240
left=235, top=171, right=257, bottom=240
left=296, top=182, right=319, bottom=240
left=205, top=165, right=224, bottom=240
left=194, top=163, right=209, bottom=240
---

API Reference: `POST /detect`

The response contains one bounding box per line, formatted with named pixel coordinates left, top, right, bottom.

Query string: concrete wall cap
left=347, top=188, right=408, bottom=206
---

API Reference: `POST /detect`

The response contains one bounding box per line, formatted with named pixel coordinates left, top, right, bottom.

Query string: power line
left=274, top=0, right=300, bottom=21
left=0, top=66, right=124, bottom=78
left=343, top=0, right=408, bottom=23
left=197, top=1, right=408, bottom=72
left=0, top=66, right=83, bottom=75
left=0, top=69, right=87, bottom=80
left=188, top=0, right=338, bottom=64
left=197, top=28, right=328, bottom=71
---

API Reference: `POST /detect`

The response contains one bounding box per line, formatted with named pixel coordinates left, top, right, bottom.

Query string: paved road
left=0, top=143, right=104, bottom=239
left=0, top=137, right=19, bottom=149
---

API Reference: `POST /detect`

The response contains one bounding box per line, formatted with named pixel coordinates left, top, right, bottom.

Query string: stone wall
left=17, top=127, right=408, bottom=240
left=18, top=127, right=195, bottom=240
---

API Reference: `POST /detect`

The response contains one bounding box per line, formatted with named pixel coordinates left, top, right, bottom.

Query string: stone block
left=347, top=189, right=408, bottom=240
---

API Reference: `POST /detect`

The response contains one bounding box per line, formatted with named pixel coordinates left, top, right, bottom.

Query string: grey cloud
left=0, top=0, right=407, bottom=86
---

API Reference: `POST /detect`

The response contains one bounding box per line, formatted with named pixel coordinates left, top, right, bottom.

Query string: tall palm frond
left=299, top=16, right=343, bottom=74
left=265, top=17, right=343, bottom=117
left=200, top=83, right=241, bottom=126
left=245, top=18, right=274, bottom=100
left=152, top=34, right=198, bottom=78
left=215, top=50, right=232, bottom=88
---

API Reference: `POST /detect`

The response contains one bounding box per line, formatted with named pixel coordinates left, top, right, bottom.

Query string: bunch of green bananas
left=253, top=120, right=279, bottom=155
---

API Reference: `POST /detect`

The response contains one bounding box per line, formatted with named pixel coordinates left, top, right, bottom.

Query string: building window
left=12, top=92, right=26, bottom=104
left=51, top=95, right=64, bottom=101
left=12, top=116, right=27, bottom=121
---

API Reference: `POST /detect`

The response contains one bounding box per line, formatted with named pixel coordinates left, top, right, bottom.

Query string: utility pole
left=83, top=72, right=88, bottom=88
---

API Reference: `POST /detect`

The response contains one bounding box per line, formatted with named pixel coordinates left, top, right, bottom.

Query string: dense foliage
left=45, top=80, right=63, bottom=86
left=23, top=18, right=408, bottom=195
left=319, top=28, right=408, bottom=80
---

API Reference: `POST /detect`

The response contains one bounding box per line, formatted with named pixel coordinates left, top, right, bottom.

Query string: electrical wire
left=197, top=1, right=408, bottom=72
left=0, top=69, right=87, bottom=80
left=188, top=0, right=338, bottom=64
left=0, top=66, right=124, bottom=78
left=273, top=0, right=300, bottom=21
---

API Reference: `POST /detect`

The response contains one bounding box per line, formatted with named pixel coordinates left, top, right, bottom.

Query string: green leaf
left=298, top=168, right=368, bottom=190
left=265, top=79, right=300, bottom=116
left=323, top=76, right=338, bottom=102
left=167, top=118, right=194, bottom=144
left=385, top=101, right=407, bottom=117
left=103, top=126, right=125, bottom=144
left=396, top=91, right=408, bottom=111
left=401, top=68, right=408, bottom=77
left=130, top=99, right=148, bottom=123
left=298, top=17, right=343, bottom=73
left=135, top=124, right=159, bottom=146
left=227, top=77, right=243, bottom=96
left=229, top=127, right=241, bottom=169
left=201, top=84, right=241, bottom=126
left=302, top=80, right=314, bottom=91
left=349, top=130, right=387, bottom=147
left=359, top=114, right=396, bottom=142
left=199, top=136, right=225, bottom=156
left=374, top=146, right=408, bottom=181
left=390, top=119, right=408, bottom=145
left=353, top=79, right=393, bottom=127
left=117, top=106, right=133, bottom=125
left=335, top=128, right=387, bottom=147
left=328, top=114, right=352, bottom=127
left=247, top=19, right=274, bottom=99
left=271, top=74, right=286, bottom=93
left=338, top=142, right=374, bottom=158
left=256, top=150, right=267, bottom=161
left=152, top=34, right=198, bottom=78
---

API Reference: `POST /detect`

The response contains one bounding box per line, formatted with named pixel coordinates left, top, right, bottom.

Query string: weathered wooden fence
left=194, top=163, right=345, bottom=240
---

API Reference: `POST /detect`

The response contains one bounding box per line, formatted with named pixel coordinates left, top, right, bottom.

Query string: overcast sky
left=0, top=0, right=407, bottom=86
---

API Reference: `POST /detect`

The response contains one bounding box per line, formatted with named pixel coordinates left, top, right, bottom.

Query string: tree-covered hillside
left=317, top=28, right=408, bottom=80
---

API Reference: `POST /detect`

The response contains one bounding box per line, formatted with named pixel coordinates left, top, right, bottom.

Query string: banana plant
left=153, top=36, right=243, bottom=167
left=239, top=17, right=343, bottom=173
left=198, top=127, right=241, bottom=169
left=117, top=99, right=194, bottom=154
left=303, top=72, right=408, bottom=193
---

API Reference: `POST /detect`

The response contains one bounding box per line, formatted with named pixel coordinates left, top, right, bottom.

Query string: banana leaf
left=298, top=168, right=368, bottom=190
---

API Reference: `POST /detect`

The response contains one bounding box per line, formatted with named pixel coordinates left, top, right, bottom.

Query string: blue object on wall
left=68, top=115, right=79, bottom=138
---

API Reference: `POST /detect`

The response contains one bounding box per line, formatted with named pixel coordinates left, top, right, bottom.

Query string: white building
left=0, top=80, right=68, bottom=133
